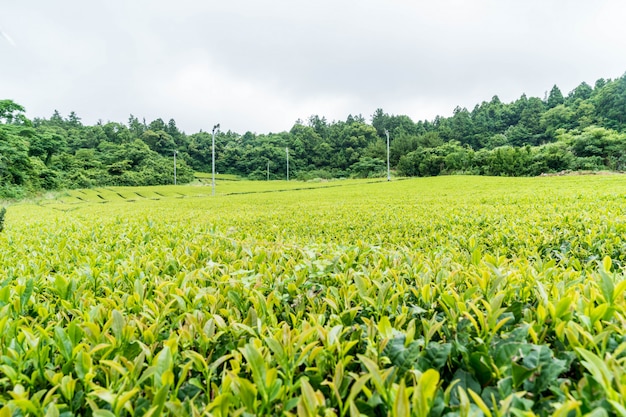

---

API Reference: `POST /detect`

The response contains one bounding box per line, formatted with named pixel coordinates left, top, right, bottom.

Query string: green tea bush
left=2, top=176, right=626, bottom=416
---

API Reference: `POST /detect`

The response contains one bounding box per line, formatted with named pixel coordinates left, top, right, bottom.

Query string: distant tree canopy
left=2, top=72, right=626, bottom=197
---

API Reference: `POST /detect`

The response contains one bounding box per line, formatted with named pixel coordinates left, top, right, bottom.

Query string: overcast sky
left=2, top=1, right=626, bottom=134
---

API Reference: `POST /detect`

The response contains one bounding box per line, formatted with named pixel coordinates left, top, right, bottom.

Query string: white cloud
left=2, top=0, right=626, bottom=133
left=161, top=58, right=359, bottom=133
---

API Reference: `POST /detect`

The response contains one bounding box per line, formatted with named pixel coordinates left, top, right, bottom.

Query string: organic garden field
left=2, top=175, right=626, bottom=416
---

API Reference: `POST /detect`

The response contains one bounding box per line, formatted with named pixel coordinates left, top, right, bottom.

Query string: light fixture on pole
left=286, top=147, right=289, bottom=181
left=385, top=129, right=390, bottom=181
left=212, top=124, right=220, bottom=196
left=174, top=150, right=177, bottom=185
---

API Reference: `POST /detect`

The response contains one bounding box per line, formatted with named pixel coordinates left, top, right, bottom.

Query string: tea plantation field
left=2, top=175, right=626, bottom=416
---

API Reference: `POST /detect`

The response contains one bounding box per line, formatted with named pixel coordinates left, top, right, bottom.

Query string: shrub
left=0, top=207, right=5, bottom=232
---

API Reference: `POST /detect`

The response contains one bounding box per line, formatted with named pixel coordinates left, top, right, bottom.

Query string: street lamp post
left=212, top=124, right=220, bottom=196
left=174, top=150, right=177, bottom=185
left=385, top=129, right=390, bottom=181
left=286, top=147, right=289, bottom=181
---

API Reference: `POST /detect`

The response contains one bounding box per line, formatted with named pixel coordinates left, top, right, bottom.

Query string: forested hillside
left=2, top=73, right=626, bottom=197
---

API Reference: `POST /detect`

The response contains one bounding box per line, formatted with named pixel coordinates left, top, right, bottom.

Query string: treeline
left=1, top=73, right=626, bottom=197
left=0, top=104, right=196, bottom=198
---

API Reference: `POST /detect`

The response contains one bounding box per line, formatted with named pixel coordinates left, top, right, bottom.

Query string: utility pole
left=173, top=150, right=177, bottom=185
left=212, top=124, right=220, bottom=196
left=286, top=147, right=289, bottom=181
left=385, top=129, right=391, bottom=181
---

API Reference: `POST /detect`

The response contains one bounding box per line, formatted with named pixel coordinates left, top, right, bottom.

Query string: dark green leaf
left=382, top=335, right=422, bottom=377
left=469, top=352, right=493, bottom=386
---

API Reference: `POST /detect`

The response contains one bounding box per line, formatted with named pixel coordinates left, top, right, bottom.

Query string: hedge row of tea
left=1, top=176, right=626, bottom=416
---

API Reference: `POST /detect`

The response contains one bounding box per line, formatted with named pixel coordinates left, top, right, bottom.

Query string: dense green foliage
left=2, top=176, right=626, bottom=416
left=2, top=73, right=626, bottom=197
left=0, top=106, right=195, bottom=198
